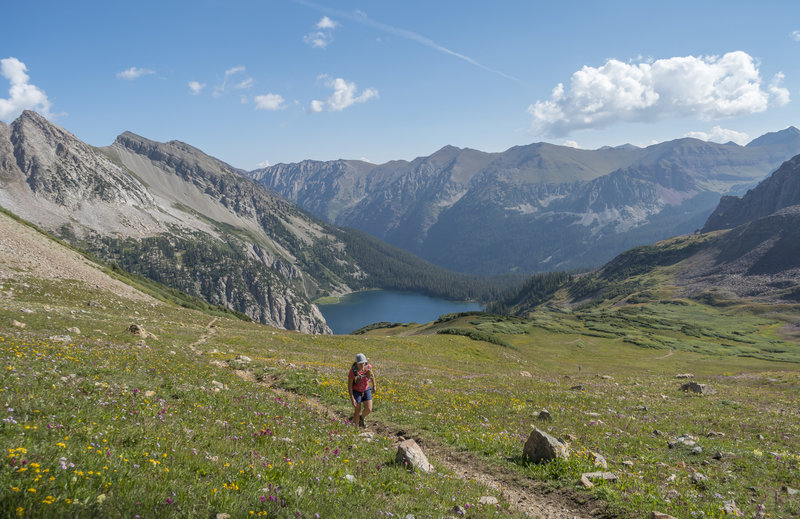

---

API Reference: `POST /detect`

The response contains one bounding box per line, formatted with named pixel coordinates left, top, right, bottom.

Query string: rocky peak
left=9, top=111, right=152, bottom=209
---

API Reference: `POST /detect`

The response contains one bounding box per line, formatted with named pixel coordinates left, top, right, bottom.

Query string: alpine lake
left=316, top=290, right=483, bottom=334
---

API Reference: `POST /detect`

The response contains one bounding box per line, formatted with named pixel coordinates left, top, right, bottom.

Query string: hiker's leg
left=352, top=398, right=362, bottom=425
left=362, top=398, right=372, bottom=418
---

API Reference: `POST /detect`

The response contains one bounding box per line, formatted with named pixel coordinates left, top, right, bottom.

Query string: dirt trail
left=188, top=318, right=218, bottom=354
left=229, top=369, right=600, bottom=519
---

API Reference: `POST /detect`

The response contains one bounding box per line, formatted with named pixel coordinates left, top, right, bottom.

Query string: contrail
left=294, top=0, right=519, bottom=82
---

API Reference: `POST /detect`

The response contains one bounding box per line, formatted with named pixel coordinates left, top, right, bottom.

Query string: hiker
left=348, top=353, right=376, bottom=428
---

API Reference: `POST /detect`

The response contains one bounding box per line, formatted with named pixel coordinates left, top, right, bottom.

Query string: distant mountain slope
left=702, top=154, right=800, bottom=232
left=0, top=112, right=495, bottom=333
left=492, top=154, right=800, bottom=315
left=249, top=128, right=800, bottom=275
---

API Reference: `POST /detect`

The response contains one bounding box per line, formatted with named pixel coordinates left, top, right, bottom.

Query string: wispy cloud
left=213, top=66, right=253, bottom=97
left=0, top=57, right=52, bottom=121
left=188, top=81, right=206, bottom=95
left=529, top=51, right=790, bottom=136
left=304, top=16, right=339, bottom=49
left=310, top=76, right=378, bottom=112
left=791, top=30, right=800, bottom=42
left=255, top=93, right=286, bottom=111
left=116, top=67, right=155, bottom=80
left=294, top=0, right=517, bottom=81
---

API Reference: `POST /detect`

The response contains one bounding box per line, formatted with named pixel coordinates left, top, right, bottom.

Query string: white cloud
left=309, top=99, right=324, bottom=113
left=768, top=72, right=791, bottom=106
left=563, top=140, right=580, bottom=148
left=188, top=81, right=206, bottom=95
left=234, top=78, right=254, bottom=90
left=685, top=125, right=750, bottom=145
left=256, top=159, right=271, bottom=168
left=304, top=16, right=339, bottom=49
left=213, top=65, right=253, bottom=97
left=529, top=51, right=788, bottom=136
left=304, top=31, right=334, bottom=49
left=117, top=67, right=155, bottom=80
left=0, top=57, right=52, bottom=121
left=792, top=30, right=800, bottom=42
left=254, top=93, right=286, bottom=111
left=317, top=16, right=338, bottom=29
left=310, top=77, right=378, bottom=112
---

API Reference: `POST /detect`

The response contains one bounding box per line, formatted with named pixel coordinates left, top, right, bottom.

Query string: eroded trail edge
left=228, top=368, right=600, bottom=519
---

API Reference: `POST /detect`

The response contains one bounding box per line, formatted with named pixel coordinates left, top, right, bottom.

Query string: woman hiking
left=347, top=353, right=376, bottom=428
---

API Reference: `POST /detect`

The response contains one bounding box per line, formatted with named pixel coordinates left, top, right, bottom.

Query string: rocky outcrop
left=703, top=154, right=800, bottom=232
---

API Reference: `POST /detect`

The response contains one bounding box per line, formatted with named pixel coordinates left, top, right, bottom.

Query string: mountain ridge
left=250, top=128, right=800, bottom=275
left=0, top=111, right=500, bottom=334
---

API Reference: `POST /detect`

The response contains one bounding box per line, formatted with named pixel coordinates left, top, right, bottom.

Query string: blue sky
left=2, top=1, right=800, bottom=168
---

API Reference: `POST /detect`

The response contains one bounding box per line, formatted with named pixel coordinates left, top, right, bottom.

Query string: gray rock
left=396, top=439, right=433, bottom=473
left=579, top=474, right=594, bottom=488
left=478, top=496, right=498, bottom=505
left=581, top=471, right=618, bottom=482
left=783, top=486, right=798, bottom=496
left=570, top=384, right=583, bottom=391
left=67, top=327, right=81, bottom=334
left=680, top=382, right=713, bottom=394
left=452, top=505, right=466, bottom=515
left=722, top=499, right=742, bottom=517
left=588, top=451, right=608, bottom=468
left=520, top=370, right=532, bottom=377
left=675, top=373, right=694, bottom=379
left=228, top=355, right=252, bottom=370
left=537, top=409, right=552, bottom=421
left=649, top=513, right=678, bottom=519
left=691, top=446, right=703, bottom=455
left=11, top=320, right=25, bottom=328
left=690, top=472, right=708, bottom=486
left=523, top=427, right=569, bottom=463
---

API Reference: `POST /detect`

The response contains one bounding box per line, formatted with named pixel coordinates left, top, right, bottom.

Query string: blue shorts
left=352, top=388, right=372, bottom=403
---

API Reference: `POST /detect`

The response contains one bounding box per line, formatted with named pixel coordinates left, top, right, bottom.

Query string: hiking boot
left=359, top=417, right=365, bottom=428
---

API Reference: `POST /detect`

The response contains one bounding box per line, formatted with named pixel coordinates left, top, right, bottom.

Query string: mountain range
left=491, top=151, right=800, bottom=315
left=0, top=111, right=495, bottom=333
left=248, top=128, right=800, bottom=275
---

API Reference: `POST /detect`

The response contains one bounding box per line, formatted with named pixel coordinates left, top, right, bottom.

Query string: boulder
left=588, top=451, right=607, bottom=468
left=523, top=427, right=569, bottom=463
left=675, top=373, right=694, bottom=379
left=581, top=471, right=618, bottom=482
left=579, top=475, right=594, bottom=488
left=520, top=371, right=532, bottom=378
left=783, top=486, right=798, bottom=496
left=690, top=472, right=708, bottom=487
left=569, top=384, right=583, bottom=391
left=228, top=355, right=252, bottom=370
left=395, top=439, right=433, bottom=473
left=680, top=382, right=713, bottom=395
left=12, top=320, right=25, bottom=328
left=721, top=500, right=742, bottom=517
left=128, top=324, right=156, bottom=339
left=67, top=327, right=81, bottom=335
left=478, top=496, right=498, bottom=505
left=537, top=409, right=552, bottom=421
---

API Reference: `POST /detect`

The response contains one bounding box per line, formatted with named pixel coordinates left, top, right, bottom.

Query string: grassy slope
left=1, top=248, right=799, bottom=518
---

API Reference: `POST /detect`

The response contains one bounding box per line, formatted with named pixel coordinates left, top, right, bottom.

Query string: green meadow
left=1, top=273, right=799, bottom=518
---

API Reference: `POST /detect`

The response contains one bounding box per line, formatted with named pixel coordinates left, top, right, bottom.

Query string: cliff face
left=702, top=155, right=800, bottom=233
left=251, top=130, right=800, bottom=274
left=0, top=111, right=346, bottom=333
